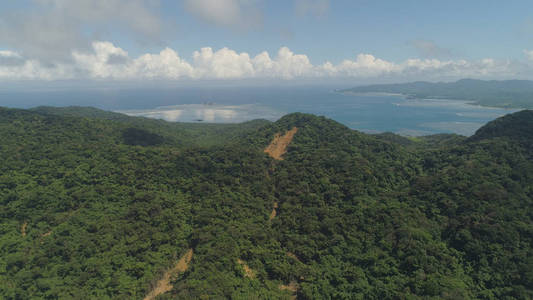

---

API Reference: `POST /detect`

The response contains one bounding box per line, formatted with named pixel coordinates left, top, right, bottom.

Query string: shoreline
left=338, top=91, right=525, bottom=111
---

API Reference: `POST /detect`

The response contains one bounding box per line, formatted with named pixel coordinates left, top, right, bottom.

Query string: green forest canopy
left=1, top=106, right=532, bottom=299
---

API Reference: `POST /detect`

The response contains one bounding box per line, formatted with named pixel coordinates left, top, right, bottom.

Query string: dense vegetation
left=1, top=106, right=532, bottom=299
left=343, top=79, right=533, bottom=108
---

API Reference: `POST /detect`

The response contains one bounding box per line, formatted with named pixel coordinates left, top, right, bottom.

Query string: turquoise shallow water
left=1, top=86, right=517, bottom=136
left=115, top=87, right=516, bottom=136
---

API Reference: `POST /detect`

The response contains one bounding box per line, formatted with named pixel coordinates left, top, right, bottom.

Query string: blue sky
left=161, top=0, right=532, bottom=63
left=1, top=0, right=533, bottom=82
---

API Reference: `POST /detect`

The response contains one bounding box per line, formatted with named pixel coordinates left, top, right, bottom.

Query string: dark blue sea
left=0, top=85, right=517, bottom=136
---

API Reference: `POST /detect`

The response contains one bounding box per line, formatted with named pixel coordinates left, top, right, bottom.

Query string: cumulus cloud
left=0, top=50, right=26, bottom=67
left=72, top=42, right=132, bottom=78
left=192, top=47, right=255, bottom=78
left=0, top=41, right=524, bottom=81
left=250, top=47, right=314, bottom=79
left=270, top=47, right=314, bottom=78
left=184, top=0, right=262, bottom=29
left=332, top=54, right=399, bottom=77
left=0, top=0, right=161, bottom=62
left=398, top=58, right=514, bottom=79
left=72, top=41, right=193, bottom=79
left=0, top=55, right=74, bottom=80
left=133, top=48, right=194, bottom=79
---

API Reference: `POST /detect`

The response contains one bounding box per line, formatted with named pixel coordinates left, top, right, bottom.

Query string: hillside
left=1, top=107, right=532, bottom=299
left=469, top=110, right=533, bottom=145
left=29, top=106, right=272, bottom=147
left=343, top=79, right=533, bottom=108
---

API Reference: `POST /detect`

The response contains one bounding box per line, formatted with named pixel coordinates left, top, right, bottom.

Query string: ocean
left=0, top=85, right=517, bottom=136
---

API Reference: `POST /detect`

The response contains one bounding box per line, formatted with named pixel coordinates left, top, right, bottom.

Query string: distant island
left=342, top=79, right=533, bottom=109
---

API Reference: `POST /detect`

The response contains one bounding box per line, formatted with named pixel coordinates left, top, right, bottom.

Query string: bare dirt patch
left=21, top=222, right=27, bottom=237
left=279, top=281, right=299, bottom=299
left=237, top=259, right=256, bottom=279
left=269, top=202, right=279, bottom=221
left=144, top=248, right=193, bottom=300
left=264, top=127, right=298, bottom=160
left=39, top=231, right=53, bottom=244
left=286, top=252, right=302, bottom=263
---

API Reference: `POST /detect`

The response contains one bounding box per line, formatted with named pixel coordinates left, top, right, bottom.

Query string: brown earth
left=286, top=252, right=302, bottom=263
left=39, top=231, right=53, bottom=245
left=264, top=127, right=298, bottom=160
left=279, top=281, right=299, bottom=299
left=269, top=202, right=279, bottom=221
left=144, top=249, right=193, bottom=300
left=237, top=259, right=256, bottom=279
left=21, top=222, right=27, bottom=237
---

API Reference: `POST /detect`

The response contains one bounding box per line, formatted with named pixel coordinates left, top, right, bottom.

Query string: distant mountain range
left=342, top=79, right=533, bottom=109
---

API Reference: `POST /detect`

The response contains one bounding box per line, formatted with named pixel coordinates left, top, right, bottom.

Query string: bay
left=1, top=85, right=517, bottom=136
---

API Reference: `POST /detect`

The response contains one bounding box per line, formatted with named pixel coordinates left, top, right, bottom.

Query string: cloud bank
left=0, top=41, right=525, bottom=81
left=0, top=0, right=161, bottom=62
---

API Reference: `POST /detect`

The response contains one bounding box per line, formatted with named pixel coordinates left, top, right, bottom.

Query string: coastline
left=338, top=90, right=524, bottom=111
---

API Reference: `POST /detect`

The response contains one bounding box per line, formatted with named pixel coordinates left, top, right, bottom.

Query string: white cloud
left=0, top=50, right=25, bottom=66
left=269, top=47, right=314, bottom=78
left=192, top=47, right=255, bottom=78
left=72, top=42, right=130, bottom=78
left=72, top=41, right=193, bottom=79
left=184, top=0, right=261, bottom=28
left=397, top=58, right=515, bottom=78
left=133, top=48, right=194, bottom=79
left=249, top=47, right=314, bottom=79
left=332, top=54, right=399, bottom=77
left=0, top=41, right=525, bottom=81
left=0, top=54, right=74, bottom=80
left=0, top=0, right=161, bottom=62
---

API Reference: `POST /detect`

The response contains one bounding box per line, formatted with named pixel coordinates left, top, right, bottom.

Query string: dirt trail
left=269, top=202, right=279, bottom=221
left=264, top=127, right=298, bottom=160
left=279, top=281, right=299, bottom=299
left=286, top=252, right=302, bottom=263
left=144, top=249, right=193, bottom=300
left=21, top=222, right=27, bottom=237
left=237, top=259, right=256, bottom=278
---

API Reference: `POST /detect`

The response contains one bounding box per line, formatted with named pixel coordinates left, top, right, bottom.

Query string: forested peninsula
left=343, top=79, right=533, bottom=109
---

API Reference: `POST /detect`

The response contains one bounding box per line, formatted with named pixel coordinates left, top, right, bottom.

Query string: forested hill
left=469, top=110, right=533, bottom=144
left=1, top=106, right=533, bottom=299
left=342, top=79, right=533, bottom=108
